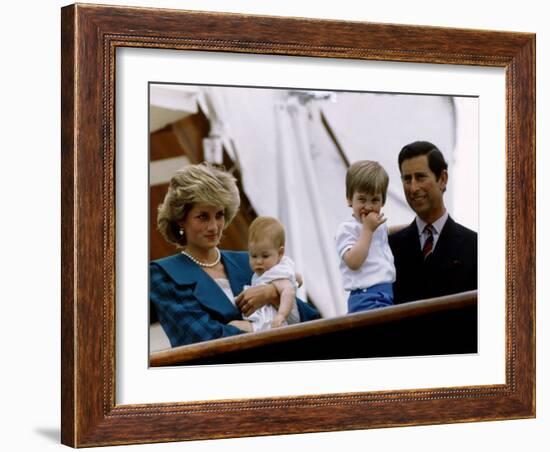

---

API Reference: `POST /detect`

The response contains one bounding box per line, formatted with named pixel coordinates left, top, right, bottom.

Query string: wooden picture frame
left=61, top=3, right=535, bottom=447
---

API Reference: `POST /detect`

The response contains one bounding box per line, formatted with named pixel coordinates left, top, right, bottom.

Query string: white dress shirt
left=415, top=211, right=449, bottom=252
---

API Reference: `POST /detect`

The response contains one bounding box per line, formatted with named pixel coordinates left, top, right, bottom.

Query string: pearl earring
left=179, top=228, right=185, bottom=236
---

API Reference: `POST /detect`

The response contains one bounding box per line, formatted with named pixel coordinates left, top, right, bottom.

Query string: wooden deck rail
left=150, top=290, right=478, bottom=366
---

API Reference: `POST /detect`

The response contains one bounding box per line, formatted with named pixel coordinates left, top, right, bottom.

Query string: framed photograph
left=147, top=82, right=480, bottom=368
left=61, top=3, right=535, bottom=447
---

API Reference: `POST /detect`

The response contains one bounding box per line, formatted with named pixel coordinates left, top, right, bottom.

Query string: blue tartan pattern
left=150, top=251, right=321, bottom=347
left=150, top=263, right=244, bottom=347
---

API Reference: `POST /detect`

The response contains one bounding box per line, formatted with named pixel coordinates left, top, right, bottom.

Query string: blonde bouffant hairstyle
left=157, top=163, right=241, bottom=248
left=248, top=216, right=286, bottom=249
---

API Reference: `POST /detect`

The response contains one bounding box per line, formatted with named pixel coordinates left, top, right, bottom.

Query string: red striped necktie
left=422, top=224, right=434, bottom=259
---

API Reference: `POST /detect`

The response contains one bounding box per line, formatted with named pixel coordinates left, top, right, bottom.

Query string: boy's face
left=348, top=191, right=384, bottom=221
left=249, top=238, right=283, bottom=276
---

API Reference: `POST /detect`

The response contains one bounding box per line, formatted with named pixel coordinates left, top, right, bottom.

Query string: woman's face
left=180, top=204, right=225, bottom=252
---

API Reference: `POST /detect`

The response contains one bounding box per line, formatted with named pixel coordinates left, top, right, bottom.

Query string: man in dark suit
left=389, top=141, right=477, bottom=304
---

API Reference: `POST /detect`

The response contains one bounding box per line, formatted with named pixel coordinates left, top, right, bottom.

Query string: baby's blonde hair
left=157, top=163, right=240, bottom=248
left=346, top=160, right=389, bottom=203
left=248, top=216, right=286, bottom=249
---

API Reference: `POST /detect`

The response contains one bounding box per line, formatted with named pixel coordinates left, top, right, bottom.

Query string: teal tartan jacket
left=150, top=251, right=320, bottom=347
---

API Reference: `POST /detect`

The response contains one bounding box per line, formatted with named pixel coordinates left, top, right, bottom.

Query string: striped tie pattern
left=422, top=224, right=434, bottom=259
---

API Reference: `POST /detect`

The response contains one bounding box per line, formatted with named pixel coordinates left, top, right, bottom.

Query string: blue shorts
left=348, top=283, right=394, bottom=314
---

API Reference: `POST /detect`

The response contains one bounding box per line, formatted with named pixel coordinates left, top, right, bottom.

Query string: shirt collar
left=415, top=211, right=449, bottom=237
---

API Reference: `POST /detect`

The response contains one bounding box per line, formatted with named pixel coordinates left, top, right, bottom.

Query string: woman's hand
left=228, top=320, right=253, bottom=333
left=235, top=284, right=279, bottom=317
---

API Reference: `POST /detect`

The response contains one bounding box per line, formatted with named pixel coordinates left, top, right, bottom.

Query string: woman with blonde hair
left=151, top=163, right=319, bottom=347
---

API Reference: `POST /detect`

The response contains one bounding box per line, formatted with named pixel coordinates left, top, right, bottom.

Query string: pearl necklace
left=181, top=248, right=221, bottom=268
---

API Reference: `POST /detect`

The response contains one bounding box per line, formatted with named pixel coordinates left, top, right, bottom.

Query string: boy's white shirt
left=335, top=216, right=396, bottom=291
left=244, top=256, right=300, bottom=332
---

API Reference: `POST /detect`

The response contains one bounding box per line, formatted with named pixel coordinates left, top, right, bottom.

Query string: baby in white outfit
left=244, top=216, right=300, bottom=331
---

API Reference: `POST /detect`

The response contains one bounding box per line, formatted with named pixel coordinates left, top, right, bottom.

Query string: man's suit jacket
left=389, top=216, right=477, bottom=304
left=150, top=250, right=320, bottom=347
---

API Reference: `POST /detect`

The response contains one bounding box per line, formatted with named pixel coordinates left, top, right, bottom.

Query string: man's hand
left=235, top=284, right=278, bottom=317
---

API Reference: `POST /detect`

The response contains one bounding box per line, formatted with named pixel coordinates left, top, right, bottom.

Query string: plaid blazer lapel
left=156, top=253, right=240, bottom=321
left=220, top=251, right=254, bottom=298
